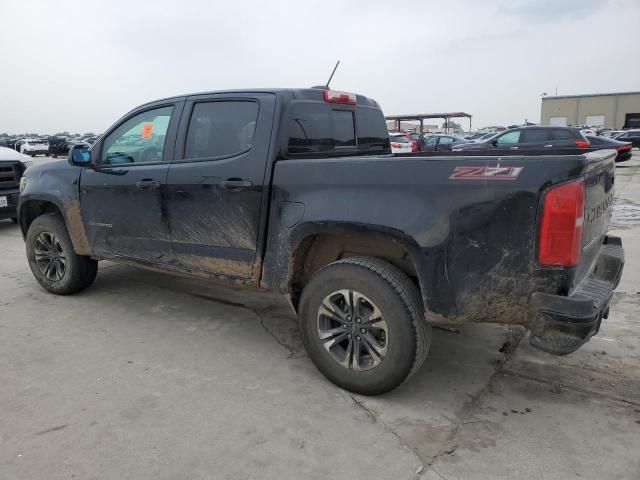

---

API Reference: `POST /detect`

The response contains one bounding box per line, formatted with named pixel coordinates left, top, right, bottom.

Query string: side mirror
left=68, top=146, right=92, bottom=167
left=491, top=139, right=499, bottom=146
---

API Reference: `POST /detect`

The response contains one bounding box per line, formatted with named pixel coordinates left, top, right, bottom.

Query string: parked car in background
left=48, top=137, right=91, bottom=158
left=403, top=132, right=424, bottom=152
left=452, top=126, right=589, bottom=151
left=81, top=135, right=100, bottom=145
left=0, top=146, right=31, bottom=223
left=19, top=138, right=49, bottom=156
left=48, top=136, right=69, bottom=157
left=586, top=136, right=633, bottom=162
left=389, top=133, right=413, bottom=153
left=580, top=129, right=596, bottom=137
left=0, top=146, right=33, bottom=168
left=474, top=131, right=500, bottom=142
left=4, top=138, right=19, bottom=151
left=423, top=134, right=468, bottom=152
left=598, top=129, right=623, bottom=138
left=613, top=129, right=640, bottom=148
left=464, top=132, right=487, bottom=141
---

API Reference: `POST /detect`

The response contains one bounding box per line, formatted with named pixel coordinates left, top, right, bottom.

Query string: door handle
left=544, top=144, right=553, bottom=147
left=510, top=146, right=519, bottom=150
left=220, top=179, right=253, bottom=191
left=136, top=179, right=161, bottom=190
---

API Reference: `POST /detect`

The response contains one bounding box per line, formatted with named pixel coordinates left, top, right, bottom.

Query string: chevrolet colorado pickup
left=18, top=88, right=624, bottom=395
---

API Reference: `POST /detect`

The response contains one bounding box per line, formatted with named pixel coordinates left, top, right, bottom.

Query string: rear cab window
left=286, top=94, right=390, bottom=157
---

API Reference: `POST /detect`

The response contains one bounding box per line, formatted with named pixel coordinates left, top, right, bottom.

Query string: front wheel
left=298, top=256, right=430, bottom=395
left=26, top=213, right=98, bottom=295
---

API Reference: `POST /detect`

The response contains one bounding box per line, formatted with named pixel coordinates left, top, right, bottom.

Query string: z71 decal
left=449, top=165, right=524, bottom=181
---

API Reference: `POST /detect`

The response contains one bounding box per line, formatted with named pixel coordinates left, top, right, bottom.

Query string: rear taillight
left=617, top=145, right=631, bottom=151
left=323, top=90, right=357, bottom=105
left=390, top=143, right=401, bottom=148
left=574, top=140, right=590, bottom=149
left=538, top=179, right=585, bottom=267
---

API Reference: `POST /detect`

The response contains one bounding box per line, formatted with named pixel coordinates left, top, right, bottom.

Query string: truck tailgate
left=576, top=150, right=616, bottom=281
left=529, top=149, right=623, bottom=355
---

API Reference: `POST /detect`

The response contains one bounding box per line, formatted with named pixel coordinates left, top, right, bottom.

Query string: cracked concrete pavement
left=1, top=154, right=639, bottom=479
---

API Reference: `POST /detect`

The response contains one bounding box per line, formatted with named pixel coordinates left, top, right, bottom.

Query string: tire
left=26, top=213, right=98, bottom=295
left=298, top=256, right=430, bottom=395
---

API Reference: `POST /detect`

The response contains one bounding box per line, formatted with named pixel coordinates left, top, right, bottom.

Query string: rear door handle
left=544, top=144, right=553, bottom=148
left=136, top=179, right=161, bottom=190
left=510, top=146, right=519, bottom=150
left=220, top=179, right=253, bottom=191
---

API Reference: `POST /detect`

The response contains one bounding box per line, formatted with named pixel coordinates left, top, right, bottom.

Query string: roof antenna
left=325, top=60, right=340, bottom=89
left=311, top=60, right=340, bottom=90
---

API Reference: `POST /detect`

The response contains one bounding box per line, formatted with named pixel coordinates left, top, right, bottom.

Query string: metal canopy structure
left=385, top=112, right=473, bottom=133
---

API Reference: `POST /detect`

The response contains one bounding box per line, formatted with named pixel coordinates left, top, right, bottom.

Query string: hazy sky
left=1, top=0, right=639, bottom=134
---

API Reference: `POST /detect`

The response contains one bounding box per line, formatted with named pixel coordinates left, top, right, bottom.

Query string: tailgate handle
left=221, top=179, right=253, bottom=191
left=136, top=179, right=161, bottom=190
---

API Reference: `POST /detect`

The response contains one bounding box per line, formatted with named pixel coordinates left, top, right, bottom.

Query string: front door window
left=101, top=106, right=173, bottom=165
left=496, top=130, right=521, bottom=145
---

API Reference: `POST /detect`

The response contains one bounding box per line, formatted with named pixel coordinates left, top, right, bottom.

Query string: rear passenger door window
left=184, top=101, right=259, bottom=160
left=520, top=129, right=552, bottom=144
left=551, top=129, right=575, bottom=140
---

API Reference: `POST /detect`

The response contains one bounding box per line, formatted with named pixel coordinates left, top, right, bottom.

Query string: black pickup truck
left=18, top=88, right=624, bottom=395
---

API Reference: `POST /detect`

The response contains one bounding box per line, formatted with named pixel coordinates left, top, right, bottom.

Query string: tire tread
left=315, top=256, right=430, bottom=386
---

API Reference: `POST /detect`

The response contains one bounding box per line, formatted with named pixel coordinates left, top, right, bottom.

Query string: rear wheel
left=298, top=256, right=430, bottom=395
left=26, top=213, right=98, bottom=295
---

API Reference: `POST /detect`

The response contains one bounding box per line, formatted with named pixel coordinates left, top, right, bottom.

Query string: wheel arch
left=19, top=197, right=92, bottom=256
left=280, top=222, right=431, bottom=312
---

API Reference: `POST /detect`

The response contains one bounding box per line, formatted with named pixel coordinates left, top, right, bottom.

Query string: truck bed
left=264, top=150, right=617, bottom=331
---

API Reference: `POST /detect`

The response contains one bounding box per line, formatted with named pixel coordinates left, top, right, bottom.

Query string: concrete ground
left=1, top=154, right=639, bottom=480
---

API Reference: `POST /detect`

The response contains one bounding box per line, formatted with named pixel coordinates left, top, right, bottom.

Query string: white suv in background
left=19, top=139, right=49, bottom=156
left=389, top=133, right=413, bottom=153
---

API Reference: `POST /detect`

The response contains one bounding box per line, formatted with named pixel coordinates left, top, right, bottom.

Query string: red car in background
left=402, top=131, right=423, bottom=152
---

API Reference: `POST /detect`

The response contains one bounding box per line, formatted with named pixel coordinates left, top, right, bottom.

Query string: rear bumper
left=615, top=151, right=632, bottom=162
left=528, top=235, right=624, bottom=355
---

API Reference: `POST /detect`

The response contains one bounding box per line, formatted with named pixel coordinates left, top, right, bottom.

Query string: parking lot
left=1, top=153, right=639, bottom=480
